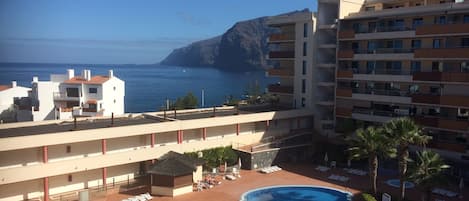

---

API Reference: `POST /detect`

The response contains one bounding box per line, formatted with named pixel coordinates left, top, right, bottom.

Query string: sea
left=0, top=63, right=276, bottom=113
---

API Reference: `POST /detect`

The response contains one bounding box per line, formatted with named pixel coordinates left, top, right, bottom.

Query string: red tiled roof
left=87, top=99, right=97, bottom=104
left=63, top=76, right=110, bottom=84
left=0, top=85, right=11, bottom=91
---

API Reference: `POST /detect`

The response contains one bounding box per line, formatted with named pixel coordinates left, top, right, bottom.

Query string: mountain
left=160, top=9, right=310, bottom=72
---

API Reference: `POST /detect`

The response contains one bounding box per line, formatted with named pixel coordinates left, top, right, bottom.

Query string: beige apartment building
left=0, top=107, right=314, bottom=201
left=336, top=0, right=469, bottom=170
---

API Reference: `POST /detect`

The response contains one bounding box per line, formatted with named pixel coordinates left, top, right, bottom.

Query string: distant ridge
left=160, top=9, right=310, bottom=72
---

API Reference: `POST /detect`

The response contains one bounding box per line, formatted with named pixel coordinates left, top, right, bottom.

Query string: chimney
left=108, top=70, right=114, bottom=78
left=11, top=81, right=17, bottom=88
left=32, top=76, right=39, bottom=83
left=86, top=70, right=91, bottom=81
left=67, top=69, right=75, bottom=79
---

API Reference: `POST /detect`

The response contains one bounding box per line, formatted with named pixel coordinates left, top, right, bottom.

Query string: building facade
left=336, top=0, right=469, bottom=165
left=0, top=107, right=314, bottom=201
left=16, top=69, right=125, bottom=121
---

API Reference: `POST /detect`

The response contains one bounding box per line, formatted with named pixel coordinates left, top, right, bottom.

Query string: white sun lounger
left=316, top=165, right=330, bottom=172
left=432, top=188, right=458, bottom=197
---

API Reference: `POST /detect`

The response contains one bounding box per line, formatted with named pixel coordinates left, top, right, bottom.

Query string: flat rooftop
left=0, top=105, right=293, bottom=138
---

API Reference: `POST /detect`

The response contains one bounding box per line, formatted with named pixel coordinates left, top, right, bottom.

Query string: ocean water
left=0, top=63, right=276, bottom=113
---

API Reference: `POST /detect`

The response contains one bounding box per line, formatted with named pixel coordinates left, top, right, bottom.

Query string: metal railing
left=351, top=88, right=410, bottom=97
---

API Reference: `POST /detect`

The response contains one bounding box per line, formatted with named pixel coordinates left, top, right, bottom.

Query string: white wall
left=101, top=77, right=125, bottom=116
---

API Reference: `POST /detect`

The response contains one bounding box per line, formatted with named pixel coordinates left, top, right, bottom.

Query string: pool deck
left=102, top=163, right=468, bottom=201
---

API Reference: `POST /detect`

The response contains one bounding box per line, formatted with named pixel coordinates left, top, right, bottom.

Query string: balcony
left=267, top=68, right=294, bottom=77
left=414, top=116, right=469, bottom=131
left=335, top=107, right=352, bottom=117
left=53, top=92, right=81, bottom=101
left=413, top=72, right=469, bottom=82
left=268, top=84, right=293, bottom=94
left=414, top=48, right=469, bottom=58
left=416, top=23, right=469, bottom=35
left=350, top=88, right=412, bottom=104
left=268, top=51, right=295, bottom=59
left=336, top=88, right=352, bottom=97
left=412, top=94, right=469, bottom=107
left=268, top=33, right=294, bottom=43
left=338, top=30, right=355, bottom=39
left=338, top=50, right=354, bottom=59
left=336, top=70, right=353, bottom=78
left=428, top=141, right=467, bottom=153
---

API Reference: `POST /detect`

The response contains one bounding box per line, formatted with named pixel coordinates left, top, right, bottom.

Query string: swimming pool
left=240, top=185, right=352, bottom=201
left=386, top=179, right=415, bottom=189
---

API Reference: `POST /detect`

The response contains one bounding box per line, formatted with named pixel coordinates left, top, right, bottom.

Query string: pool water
left=386, top=179, right=415, bottom=189
left=240, top=185, right=352, bottom=201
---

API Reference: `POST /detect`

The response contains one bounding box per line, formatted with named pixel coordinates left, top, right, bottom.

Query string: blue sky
left=0, top=0, right=316, bottom=64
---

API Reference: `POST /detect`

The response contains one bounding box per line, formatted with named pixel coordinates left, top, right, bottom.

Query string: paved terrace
left=0, top=105, right=292, bottom=138
left=101, top=163, right=468, bottom=201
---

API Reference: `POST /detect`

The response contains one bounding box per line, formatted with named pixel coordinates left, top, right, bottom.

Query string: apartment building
left=266, top=11, right=325, bottom=133
left=336, top=0, right=469, bottom=166
left=16, top=69, right=125, bottom=121
left=0, top=107, right=313, bottom=201
left=0, top=81, right=31, bottom=122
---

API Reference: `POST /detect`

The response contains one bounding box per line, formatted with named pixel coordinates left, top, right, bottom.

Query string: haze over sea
left=0, top=63, right=275, bottom=113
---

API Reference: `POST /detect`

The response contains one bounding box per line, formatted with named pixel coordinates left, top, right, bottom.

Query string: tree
left=244, top=80, right=262, bottom=104
left=408, top=150, right=449, bottom=201
left=169, top=92, right=198, bottom=110
left=348, top=126, right=396, bottom=195
left=384, top=117, right=431, bottom=200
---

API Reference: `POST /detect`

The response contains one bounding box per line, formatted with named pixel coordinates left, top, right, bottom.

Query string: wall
left=102, top=77, right=125, bottom=117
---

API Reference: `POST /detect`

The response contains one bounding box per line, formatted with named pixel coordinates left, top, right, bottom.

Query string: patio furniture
left=315, top=165, right=330, bottom=172
left=432, top=188, right=458, bottom=198
left=328, top=174, right=349, bottom=182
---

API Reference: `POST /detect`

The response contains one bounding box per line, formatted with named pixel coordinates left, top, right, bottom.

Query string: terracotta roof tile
left=0, top=85, right=11, bottom=92
left=63, top=76, right=110, bottom=84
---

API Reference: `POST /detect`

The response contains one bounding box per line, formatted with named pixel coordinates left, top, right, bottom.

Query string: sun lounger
left=260, top=166, right=282, bottom=174
left=316, top=165, right=330, bottom=172
left=143, top=193, right=152, bottom=200
left=328, top=174, right=349, bottom=182
left=225, top=174, right=237, bottom=180
left=432, top=188, right=458, bottom=197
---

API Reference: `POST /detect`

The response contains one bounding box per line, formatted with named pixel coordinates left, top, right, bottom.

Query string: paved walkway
left=102, top=163, right=468, bottom=201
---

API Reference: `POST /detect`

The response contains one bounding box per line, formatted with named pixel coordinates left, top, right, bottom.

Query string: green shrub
left=362, top=193, right=377, bottom=201
left=185, top=146, right=238, bottom=170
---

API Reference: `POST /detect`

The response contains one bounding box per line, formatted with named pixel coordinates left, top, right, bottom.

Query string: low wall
left=151, top=185, right=192, bottom=197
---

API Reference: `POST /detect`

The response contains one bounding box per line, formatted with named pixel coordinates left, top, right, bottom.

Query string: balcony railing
left=335, top=107, right=352, bottom=117
left=416, top=23, right=469, bottom=35
left=336, top=70, right=353, bottom=78
left=428, top=141, right=467, bottom=153
left=268, top=51, right=295, bottom=59
left=269, top=33, right=294, bottom=42
left=53, top=92, right=81, bottom=100
left=354, top=48, right=414, bottom=54
left=414, top=47, right=469, bottom=58
left=268, top=84, right=293, bottom=94
left=267, top=68, right=294, bottom=77
left=413, top=72, right=469, bottom=82
left=412, top=94, right=469, bottom=107
left=352, top=88, right=410, bottom=97
left=336, top=88, right=352, bottom=97
left=338, top=50, right=354, bottom=58
left=339, top=67, right=413, bottom=75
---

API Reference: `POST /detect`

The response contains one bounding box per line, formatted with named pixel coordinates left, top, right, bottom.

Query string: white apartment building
left=16, top=69, right=125, bottom=121
left=0, top=81, right=31, bottom=123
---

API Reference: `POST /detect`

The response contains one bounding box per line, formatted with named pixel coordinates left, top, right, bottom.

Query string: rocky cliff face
left=160, top=10, right=310, bottom=71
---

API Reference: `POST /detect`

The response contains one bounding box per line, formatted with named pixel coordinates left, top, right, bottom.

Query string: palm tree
left=348, top=126, right=396, bottom=195
left=408, top=150, right=449, bottom=201
left=384, top=117, right=431, bottom=200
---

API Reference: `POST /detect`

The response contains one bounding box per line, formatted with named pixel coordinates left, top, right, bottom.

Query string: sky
left=0, top=0, right=316, bottom=64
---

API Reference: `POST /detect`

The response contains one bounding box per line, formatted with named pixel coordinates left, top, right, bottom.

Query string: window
left=435, top=16, right=446, bottom=24
left=365, top=6, right=375, bottom=11
left=433, top=39, right=441, bottom=48
left=461, top=62, right=469, bottom=72
left=303, top=23, right=308, bottom=37
left=392, top=61, right=402, bottom=74
left=432, top=62, right=443, bottom=72
left=368, top=22, right=377, bottom=32
left=113, top=86, right=116, bottom=91
left=302, top=61, right=307, bottom=75
left=88, top=88, right=97, bottom=94
left=394, top=40, right=403, bottom=50
left=409, top=85, right=420, bottom=94
left=66, top=88, right=79, bottom=97
left=303, top=42, right=307, bottom=56
left=462, top=38, right=469, bottom=47
left=430, top=86, right=440, bottom=95
left=352, top=23, right=361, bottom=32
left=352, top=42, right=359, bottom=52
left=366, top=61, right=375, bottom=74
left=412, top=18, right=423, bottom=29
left=66, top=145, right=71, bottom=153
left=464, top=15, right=469, bottom=23
left=411, top=40, right=421, bottom=49
left=411, top=61, right=421, bottom=73
left=114, top=99, right=116, bottom=103
left=301, top=79, right=306, bottom=93
left=395, top=19, right=405, bottom=31
left=458, top=108, right=469, bottom=118
left=352, top=61, right=359, bottom=73
left=301, top=97, right=306, bottom=108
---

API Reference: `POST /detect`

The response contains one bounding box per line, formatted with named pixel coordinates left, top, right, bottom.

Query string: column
left=202, top=128, right=207, bottom=140
left=151, top=133, right=155, bottom=148
left=266, top=120, right=270, bottom=130
left=180, top=130, right=184, bottom=143
left=101, top=139, right=107, bottom=188
left=43, top=146, right=49, bottom=201
left=236, top=124, right=240, bottom=136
